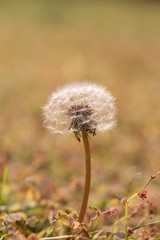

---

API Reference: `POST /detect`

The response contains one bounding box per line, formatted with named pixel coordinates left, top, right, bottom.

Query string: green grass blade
left=132, top=220, right=160, bottom=231
left=0, top=167, right=8, bottom=205
left=91, top=217, right=101, bottom=239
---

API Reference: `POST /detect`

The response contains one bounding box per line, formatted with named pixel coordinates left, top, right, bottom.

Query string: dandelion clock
left=43, top=82, right=116, bottom=223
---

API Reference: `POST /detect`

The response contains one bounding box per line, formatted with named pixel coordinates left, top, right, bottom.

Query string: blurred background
left=0, top=0, right=160, bottom=215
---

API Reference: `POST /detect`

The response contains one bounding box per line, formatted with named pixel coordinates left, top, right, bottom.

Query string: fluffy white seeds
left=43, top=82, right=116, bottom=135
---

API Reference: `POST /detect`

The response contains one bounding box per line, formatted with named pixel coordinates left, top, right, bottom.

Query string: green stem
left=124, top=201, right=128, bottom=239
left=128, top=193, right=138, bottom=203
left=78, top=131, right=91, bottom=223
left=124, top=193, right=138, bottom=240
left=0, top=167, right=8, bottom=205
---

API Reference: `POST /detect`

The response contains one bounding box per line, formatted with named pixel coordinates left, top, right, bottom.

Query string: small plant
left=109, top=171, right=160, bottom=240
left=124, top=171, right=160, bottom=239
left=43, top=82, right=116, bottom=223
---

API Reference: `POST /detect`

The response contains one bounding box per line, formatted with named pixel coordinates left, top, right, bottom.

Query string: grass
left=0, top=1, right=160, bottom=239
left=0, top=168, right=8, bottom=205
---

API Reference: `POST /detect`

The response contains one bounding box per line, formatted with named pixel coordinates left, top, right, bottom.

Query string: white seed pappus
left=43, top=82, right=116, bottom=135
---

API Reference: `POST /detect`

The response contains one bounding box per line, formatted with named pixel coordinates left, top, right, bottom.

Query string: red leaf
left=100, top=208, right=118, bottom=218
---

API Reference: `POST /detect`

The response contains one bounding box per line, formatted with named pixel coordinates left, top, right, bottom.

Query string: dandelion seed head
left=43, top=82, right=116, bottom=136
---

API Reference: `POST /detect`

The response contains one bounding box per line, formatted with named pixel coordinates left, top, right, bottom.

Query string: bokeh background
left=0, top=0, right=160, bottom=218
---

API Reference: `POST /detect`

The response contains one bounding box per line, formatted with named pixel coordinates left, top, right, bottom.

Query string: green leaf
left=54, top=220, right=63, bottom=229
left=55, top=210, right=67, bottom=219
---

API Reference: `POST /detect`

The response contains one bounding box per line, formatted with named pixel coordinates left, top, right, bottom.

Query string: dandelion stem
left=78, top=130, right=91, bottom=223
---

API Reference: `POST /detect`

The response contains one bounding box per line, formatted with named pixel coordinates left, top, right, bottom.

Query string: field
left=0, top=1, right=160, bottom=239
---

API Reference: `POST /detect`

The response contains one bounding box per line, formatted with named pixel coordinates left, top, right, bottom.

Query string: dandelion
left=43, top=82, right=116, bottom=223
